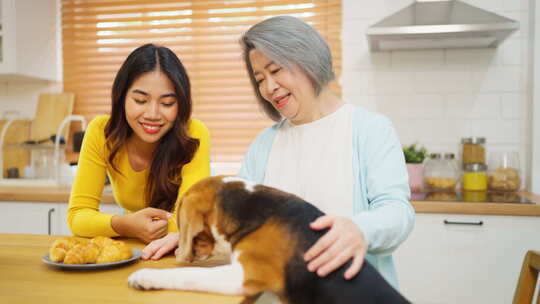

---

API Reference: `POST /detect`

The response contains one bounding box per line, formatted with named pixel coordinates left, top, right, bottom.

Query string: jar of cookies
left=488, top=151, right=521, bottom=192
left=424, top=153, right=459, bottom=192
left=461, top=137, right=486, bottom=168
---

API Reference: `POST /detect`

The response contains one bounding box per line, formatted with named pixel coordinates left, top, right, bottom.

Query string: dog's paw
left=128, top=268, right=159, bottom=290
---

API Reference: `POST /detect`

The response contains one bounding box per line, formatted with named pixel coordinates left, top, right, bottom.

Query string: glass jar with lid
left=462, top=163, right=488, bottom=191
left=424, top=153, right=459, bottom=192
left=488, top=150, right=521, bottom=192
left=461, top=137, right=486, bottom=168
left=444, top=153, right=460, bottom=174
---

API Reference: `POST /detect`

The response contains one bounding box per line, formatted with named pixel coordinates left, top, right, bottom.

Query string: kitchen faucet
left=53, top=115, right=87, bottom=183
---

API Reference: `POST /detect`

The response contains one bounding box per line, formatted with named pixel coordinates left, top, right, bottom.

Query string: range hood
left=366, top=0, right=519, bottom=52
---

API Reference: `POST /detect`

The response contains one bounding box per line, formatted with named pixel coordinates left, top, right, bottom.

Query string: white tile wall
left=0, top=0, right=532, bottom=186
left=501, top=93, right=522, bottom=119
left=0, top=82, right=62, bottom=119
left=444, top=94, right=501, bottom=119
left=342, top=0, right=531, bottom=184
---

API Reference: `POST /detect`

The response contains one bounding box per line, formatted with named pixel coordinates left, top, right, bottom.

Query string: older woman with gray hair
left=238, top=15, right=415, bottom=289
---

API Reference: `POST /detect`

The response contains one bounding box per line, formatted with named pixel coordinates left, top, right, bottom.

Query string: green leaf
left=402, top=143, right=428, bottom=163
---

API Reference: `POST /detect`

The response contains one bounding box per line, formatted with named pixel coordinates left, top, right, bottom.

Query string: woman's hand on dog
left=304, top=215, right=367, bottom=280
left=111, top=207, right=172, bottom=243
left=142, top=232, right=179, bottom=260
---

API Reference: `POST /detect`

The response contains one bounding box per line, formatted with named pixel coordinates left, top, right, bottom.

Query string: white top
left=264, top=103, right=354, bottom=217
left=240, top=103, right=414, bottom=292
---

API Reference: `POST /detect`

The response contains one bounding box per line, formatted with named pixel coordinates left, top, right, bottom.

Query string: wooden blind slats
left=62, top=0, right=338, bottom=13
left=62, top=3, right=340, bottom=19
left=72, top=70, right=250, bottom=78
left=62, top=10, right=337, bottom=30
left=63, top=0, right=324, bottom=8
left=61, top=16, right=335, bottom=32
left=62, top=0, right=341, bottom=162
left=61, top=10, right=339, bottom=25
left=63, top=63, right=250, bottom=75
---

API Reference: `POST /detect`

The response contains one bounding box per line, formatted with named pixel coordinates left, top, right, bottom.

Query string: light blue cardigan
left=238, top=105, right=415, bottom=289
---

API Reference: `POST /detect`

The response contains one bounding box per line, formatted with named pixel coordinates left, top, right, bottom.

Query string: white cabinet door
left=0, top=201, right=60, bottom=235
left=394, top=213, right=540, bottom=304
left=0, top=0, right=58, bottom=81
left=0, top=201, right=124, bottom=236
left=0, top=0, right=16, bottom=73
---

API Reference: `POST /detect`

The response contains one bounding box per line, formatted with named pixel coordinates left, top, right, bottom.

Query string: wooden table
left=0, top=234, right=243, bottom=303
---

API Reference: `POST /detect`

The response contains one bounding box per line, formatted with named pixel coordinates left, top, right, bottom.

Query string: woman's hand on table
left=142, top=232, right=179, bottom=260
left=111, top=207, right=171, bottom=243
left=304, top=215, right=367, bottom=280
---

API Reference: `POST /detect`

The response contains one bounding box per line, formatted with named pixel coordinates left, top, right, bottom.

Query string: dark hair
left=105, top=43, right=199, bottom=212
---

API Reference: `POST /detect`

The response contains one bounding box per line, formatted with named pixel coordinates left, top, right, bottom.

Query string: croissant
left=82, top=243, right=101, bottom=264
left=49, top=236, right=132, bottom=264
left=96, top=241, right=132, bottom=264
left=64, top=243, right=99, bottom=264
left=49, top=236, right=89, bottom=262
left=112, top=240, right=133, bottom=260
left=91, top=236, right=114, bottom=248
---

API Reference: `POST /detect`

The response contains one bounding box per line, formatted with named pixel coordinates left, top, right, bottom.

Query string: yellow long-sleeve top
left=68, top=115, right=211, bottom=237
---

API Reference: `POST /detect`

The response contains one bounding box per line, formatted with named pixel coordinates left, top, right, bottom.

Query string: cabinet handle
left=47, top=208, right=55, bottom=235
left=444, top=220, right=483, bottom=226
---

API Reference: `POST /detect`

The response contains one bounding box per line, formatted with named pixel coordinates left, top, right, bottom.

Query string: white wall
left=342, top=0, right=532, bottom=189
left=0, top=0, right=536, bottom=189
left=0, top=82, right=62, bottom=119
left=532, top=0, right=540, bottom=193
left=0, top=0, right=62, bottom=120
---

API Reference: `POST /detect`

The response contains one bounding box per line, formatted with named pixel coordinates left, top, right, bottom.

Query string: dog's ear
left=192, top=228, right=215, bottom=259
left=175, top=193, right=205, bottom=263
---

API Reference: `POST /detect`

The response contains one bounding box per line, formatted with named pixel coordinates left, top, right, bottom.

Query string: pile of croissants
left=49, top=236, right=132, bottom=264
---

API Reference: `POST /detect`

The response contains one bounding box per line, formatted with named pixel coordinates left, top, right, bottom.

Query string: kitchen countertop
left=0, top=233, right=242, bottom=303
left=412, top=191, right=540, bottom=216
left=1, top=186, right=539, bottom=216
left=0, top=186, right=115, bottom=204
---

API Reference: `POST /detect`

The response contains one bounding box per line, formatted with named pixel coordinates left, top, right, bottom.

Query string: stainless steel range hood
left=366, top=0, right=519, bottom=52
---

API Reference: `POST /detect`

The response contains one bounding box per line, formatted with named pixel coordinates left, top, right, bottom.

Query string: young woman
left=68, top=44, right=210, bottom=260
left=238, top=16, right=415, bottom=289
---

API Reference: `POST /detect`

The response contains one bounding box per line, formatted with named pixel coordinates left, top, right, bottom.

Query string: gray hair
left=240, top=15, right=335, bottom=121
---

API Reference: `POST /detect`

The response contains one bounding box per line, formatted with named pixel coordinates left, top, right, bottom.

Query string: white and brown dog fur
left=128, top=175, right=409, bottom=304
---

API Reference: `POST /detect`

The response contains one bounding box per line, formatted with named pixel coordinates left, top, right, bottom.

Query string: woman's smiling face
left=124, top=69, right=179, bottom=145
left=249, top=49, right=316, bottom=124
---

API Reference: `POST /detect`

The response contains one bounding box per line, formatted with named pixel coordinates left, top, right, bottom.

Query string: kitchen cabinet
left=0, top=201, right=62, bottom=235
left=0, top=202, right=124, bottom=236
left=393, top=213, right=540, bottom=304
left=0, top=0, right=59, bottom=82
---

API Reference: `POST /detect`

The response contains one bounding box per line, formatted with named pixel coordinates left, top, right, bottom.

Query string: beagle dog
left=128, top=175, right=410, bottom=304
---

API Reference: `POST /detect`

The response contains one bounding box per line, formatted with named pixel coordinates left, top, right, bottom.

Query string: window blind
left=61, top=0, right=341, bottom=163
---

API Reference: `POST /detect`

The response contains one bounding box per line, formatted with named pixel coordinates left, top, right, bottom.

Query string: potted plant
left=403, top=143, right=428, bottom=193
